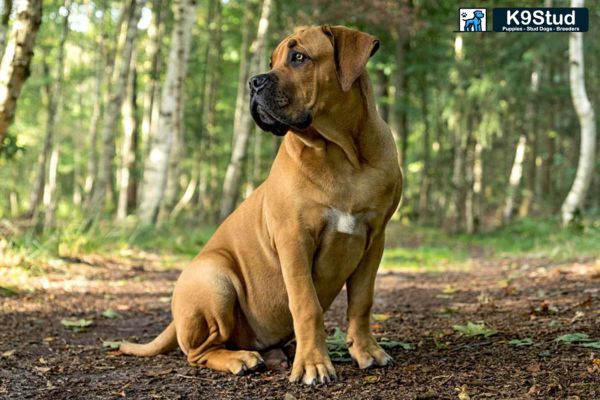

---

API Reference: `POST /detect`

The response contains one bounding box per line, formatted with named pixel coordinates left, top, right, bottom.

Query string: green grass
left=2, top=217, right=598, bottom=276
left=381, top=217, right=600, bottom=270
left=2, top=219, right=216, bottom=266
left=381, top=245, right=469, bottom=271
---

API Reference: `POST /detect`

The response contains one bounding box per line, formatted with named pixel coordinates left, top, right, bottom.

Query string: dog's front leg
left=346, top=234, right=393, bottom=369
left=276, top=232, right=336, bottom=385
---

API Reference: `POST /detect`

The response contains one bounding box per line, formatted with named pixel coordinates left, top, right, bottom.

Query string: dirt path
left=1, top=252, right=599, bottom=399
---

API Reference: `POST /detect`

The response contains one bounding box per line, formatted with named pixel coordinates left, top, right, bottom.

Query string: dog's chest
left=324, top=208, right=369, bottom=236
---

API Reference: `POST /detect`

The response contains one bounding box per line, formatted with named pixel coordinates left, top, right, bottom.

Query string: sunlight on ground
left=381, top=246, right=471, bottom=272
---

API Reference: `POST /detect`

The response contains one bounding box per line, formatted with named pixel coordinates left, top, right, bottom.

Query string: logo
left=458, top=8, right=487, bottom=32
left=493, top=8, right=588, bottom=32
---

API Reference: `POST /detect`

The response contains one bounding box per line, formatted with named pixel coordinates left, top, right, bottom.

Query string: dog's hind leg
left=173, top=258, right=265, bottom=375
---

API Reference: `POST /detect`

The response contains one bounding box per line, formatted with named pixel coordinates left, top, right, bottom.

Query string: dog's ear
left=321, top=25, right=380, bottom=92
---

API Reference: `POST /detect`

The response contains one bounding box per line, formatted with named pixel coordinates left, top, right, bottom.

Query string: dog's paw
left=348, top=339, right=394, bottom=369
left=228, top=350, right=266, bottom=375
left=289, top=351, right=337, bottom=385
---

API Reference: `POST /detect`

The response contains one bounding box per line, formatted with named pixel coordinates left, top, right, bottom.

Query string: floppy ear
left=321, top=25, right=380, bottom=92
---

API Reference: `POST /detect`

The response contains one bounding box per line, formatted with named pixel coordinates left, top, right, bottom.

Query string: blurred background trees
left=0, top=0, right=598, bottom=236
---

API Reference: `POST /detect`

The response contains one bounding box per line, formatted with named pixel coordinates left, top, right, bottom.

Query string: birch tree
left=196, top=0, right=222, bottom=223
left=28, top=0, right=71, bottom=222
left=0, top=0, right=42, bottom=155
left=140, top=0, right=163, bottom=148
left=86, top=0, right=145, bottom=227
left=561, top=0, right=596, bottom=225
left=0, top=0, right=12, bottom=59
left=83, top=18, right=107, bottom=201
left=162, top=0, right=196, bottom=212
left=219, top=0, right=272, bottom=221
left=116, top=61, right=139, bottom=220
left=138, top=0, right=198, bottom=225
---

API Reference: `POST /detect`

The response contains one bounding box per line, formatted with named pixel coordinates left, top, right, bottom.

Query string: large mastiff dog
left=121, top=25, right=402, bottom=385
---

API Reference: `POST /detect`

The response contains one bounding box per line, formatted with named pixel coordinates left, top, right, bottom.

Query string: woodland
left=0, top=0, right=598, bottom=399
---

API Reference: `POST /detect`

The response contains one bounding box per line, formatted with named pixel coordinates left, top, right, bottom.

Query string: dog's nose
left=249, top=74, right=269, bottom=92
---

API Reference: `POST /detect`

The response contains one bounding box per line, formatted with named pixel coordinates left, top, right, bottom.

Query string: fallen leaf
left=1, top=350, right=15, bottom=358
left=556, top=332, right=591, bottom=343
left=509, top=338, right=534, bottom=347
left=378, top=337, right=414, bottom=350
left=102, top=340, right=122, bottom=349
left=61, top=318, right=94, bottom=332
left=372, top=313, right=391, bottom=322
left=456, top=385, right=471, bottom=400
left=101, top=309, right=119, bottom=319
left=0, top=286, right=19, bottom=297
left=440, top=306, right=459, bottom=315
left=526, top=363, right=541, bottom=373
left=580, top=341, right=600, bottom=349
left=363, top=375, right=380, bottom=383
left=453, top=321, right=497, bottom=337
left=442, top=285, right=458, bottom=294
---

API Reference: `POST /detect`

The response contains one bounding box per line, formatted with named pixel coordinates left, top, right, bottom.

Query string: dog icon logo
left=458, top=8, right=487, bottom=32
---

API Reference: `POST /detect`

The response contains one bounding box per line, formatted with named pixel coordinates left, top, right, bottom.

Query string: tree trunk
left=390, top=27, right=410, bottom=169
left=0, top=0, right=42, bottom=155
left=140, top=0, right=163, bottom=149
left=374, top=69, right=390, bottom=123
left=137, top=0, right=198, bottom=225
left=42, top=145, right=59, bottom=231
left=446, top=128, right=465, bottom=232
left=86, top=0, right=145, bottom=227
left=28, top=1, right=70, bottom=221
left=0, top=0, right=12, bottom=60
left=117, top=62, right=139, bottom=220
left=561, top=0, right=596, bottom=225
left=464, top=128, right=476, bottom=234
left=170, top=163, right=198, bottom=219
left=418, top=76, right=430, bottom=223
left=162, top=0, right=195, bottom=213
left=83, top=11, right=110, bottom=202
left=195, top=0, right=223, bottom=223
left=219, top=0, right=272, bottom=221
left=503, top=134, right=527, bottom=223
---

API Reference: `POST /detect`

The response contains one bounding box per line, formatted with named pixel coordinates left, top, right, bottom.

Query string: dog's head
left=473, top=10, right=484, bottom=19
left=249, top=25, right=379, bottom=136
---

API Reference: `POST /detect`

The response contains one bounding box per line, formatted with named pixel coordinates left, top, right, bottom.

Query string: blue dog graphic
left=462, top=10, right=485, bottom=31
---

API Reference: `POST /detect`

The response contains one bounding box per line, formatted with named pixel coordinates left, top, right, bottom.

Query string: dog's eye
left=290, top=51, right=308, bottom=65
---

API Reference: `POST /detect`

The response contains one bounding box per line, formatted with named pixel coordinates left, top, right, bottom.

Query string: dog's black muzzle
left=249, top=73, right=311, bottom=137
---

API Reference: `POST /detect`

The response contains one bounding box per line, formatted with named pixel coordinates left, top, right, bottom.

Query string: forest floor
left=1, top=222, right=599, bottom=399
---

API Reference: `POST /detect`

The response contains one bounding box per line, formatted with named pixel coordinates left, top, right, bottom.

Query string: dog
left=120, top=25, right=402, bottom=385
left=463, top=10, right=485, bottom=31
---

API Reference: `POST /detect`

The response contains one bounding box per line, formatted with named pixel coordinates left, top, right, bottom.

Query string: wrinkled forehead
left=271, top=27, right=333, bottom=66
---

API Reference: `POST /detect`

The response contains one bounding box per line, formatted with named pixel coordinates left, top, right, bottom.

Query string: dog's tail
left=120, top=321, right=177, bottom=357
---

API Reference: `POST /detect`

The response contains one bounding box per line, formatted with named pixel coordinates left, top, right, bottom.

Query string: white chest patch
left=326, top=208, right=362, bottom=235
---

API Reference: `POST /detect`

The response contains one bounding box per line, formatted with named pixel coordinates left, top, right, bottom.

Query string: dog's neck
left=285, top=73, right=390, bottom=169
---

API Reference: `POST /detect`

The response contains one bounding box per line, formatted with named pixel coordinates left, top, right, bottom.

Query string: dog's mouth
left=250, top=97, right=312, bottom=137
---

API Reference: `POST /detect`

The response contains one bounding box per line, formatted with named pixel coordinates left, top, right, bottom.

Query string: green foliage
left=452, top=321, right=497, bottom=338
left=509, top=338, right=534, bottom=347
left=4, top=219, right=216, bottom=261
left=382, top=218, right=600, bottom=270
left=326, top=328, right=412, bottom=363
left=326, top=327, right=352, bottom=362
left=556, top=332, right=600, bottom=348
left=60, top=318, right=94, bottom=332
left=101, top=309, right=119, bottom=319
left=102, top=340, right=122, bottom=349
